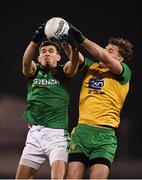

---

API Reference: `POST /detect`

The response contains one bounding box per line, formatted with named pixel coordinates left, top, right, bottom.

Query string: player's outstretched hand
left=68, top=24, right=85, bottom=44
left=58, top=34, right=78, bottom=50
left=32, top=23, right=46, bottom=43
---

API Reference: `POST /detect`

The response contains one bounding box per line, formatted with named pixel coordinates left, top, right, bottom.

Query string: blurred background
left=0, top=0, right=142, bottom=178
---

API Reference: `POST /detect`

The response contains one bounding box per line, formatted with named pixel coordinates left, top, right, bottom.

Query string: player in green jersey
left=59, top=24, right=133, bottom=179
left=15, top=23, right=82, bottom=179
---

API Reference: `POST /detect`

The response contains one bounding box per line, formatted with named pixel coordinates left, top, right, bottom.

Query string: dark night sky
left=0, top=0, right=142, bottom=155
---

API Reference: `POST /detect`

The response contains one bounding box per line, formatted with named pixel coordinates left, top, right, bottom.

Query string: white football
left=44, top=17, right=69, bottom=40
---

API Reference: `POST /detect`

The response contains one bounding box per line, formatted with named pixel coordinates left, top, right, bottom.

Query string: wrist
left=81, top=36, right=86, bottom=44
left=31, top=41, right=40, bottom=46
left=80, top=36, right=85, bottom=44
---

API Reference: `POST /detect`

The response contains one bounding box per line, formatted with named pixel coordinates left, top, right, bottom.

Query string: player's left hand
left=68, top=24, right=85, bottom=44
left=58, top=34, right=70, bottom=44
left=58, top=34, right=78, bottom=50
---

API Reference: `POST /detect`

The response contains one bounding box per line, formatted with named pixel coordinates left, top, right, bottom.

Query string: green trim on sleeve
left=117, top=63, right=132, bottom=85
left=84, top=58, right=94, bottom=67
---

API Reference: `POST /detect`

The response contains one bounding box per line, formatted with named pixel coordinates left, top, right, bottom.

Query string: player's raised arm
left=22, top=23, right=46, bottom=77
left=68, top=25, right=133, bottom=74
left=62, top=43, right=84, bottom=77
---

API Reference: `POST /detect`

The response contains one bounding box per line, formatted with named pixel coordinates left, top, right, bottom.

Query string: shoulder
left=84, top=58, right=94, bottom=67
left=25, top=63, right=40, bottom=80
left=118, top=63, right=132, bottom=84
left=52, top=64, right=71, bottom=80
left=121, top=63, right=132, bottom=78
left=79, top=58, right=95, bottom=71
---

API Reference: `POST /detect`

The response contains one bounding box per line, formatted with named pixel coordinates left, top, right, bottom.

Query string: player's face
left=105, top=44, right=123, bottom=62
left=38, top=45, right=61, bottom=68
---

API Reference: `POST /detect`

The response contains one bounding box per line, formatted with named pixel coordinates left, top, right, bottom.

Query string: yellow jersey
left=78, top=58, right=131, bottom=128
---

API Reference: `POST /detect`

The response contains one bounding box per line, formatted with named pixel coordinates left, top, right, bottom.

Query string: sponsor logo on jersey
left=87, top=77, right=104, bottom=90
left=86, top=77, right=105, bottom=95
left=32, top=78, right=60, bottom=87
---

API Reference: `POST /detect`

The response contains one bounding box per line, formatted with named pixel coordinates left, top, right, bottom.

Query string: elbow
left=66, top=69, right=78, bottom=77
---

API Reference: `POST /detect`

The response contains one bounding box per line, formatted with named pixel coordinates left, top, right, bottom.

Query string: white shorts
left=19, top=125, right=69, bottom=170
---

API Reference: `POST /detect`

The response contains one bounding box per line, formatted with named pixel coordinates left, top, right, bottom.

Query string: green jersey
left=23, top=64, right=71, bottom=130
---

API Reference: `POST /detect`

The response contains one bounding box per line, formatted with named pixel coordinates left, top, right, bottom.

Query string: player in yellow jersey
left=59, top=24, right=133, bottom=179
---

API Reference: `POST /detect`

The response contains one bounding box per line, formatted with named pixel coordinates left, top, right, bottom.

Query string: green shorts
left=68, top=124, right=117, bottom=166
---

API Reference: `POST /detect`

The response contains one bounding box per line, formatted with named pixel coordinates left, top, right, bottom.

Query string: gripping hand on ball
left=32, top=23, right=46, bottom=43
left=58, top=34, right=78, bottom=50
left=68, top=24, right=85, bottom=44
left=58, top=34, right=70, bottom=44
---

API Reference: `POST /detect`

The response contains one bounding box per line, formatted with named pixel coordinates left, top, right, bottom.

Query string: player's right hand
left=32, top=23, right=46, bottom=43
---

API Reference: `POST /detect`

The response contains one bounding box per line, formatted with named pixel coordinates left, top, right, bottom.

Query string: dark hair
left=39, top=40, right=61, bottom=54
left=108, top=37, right=133, bottom=61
